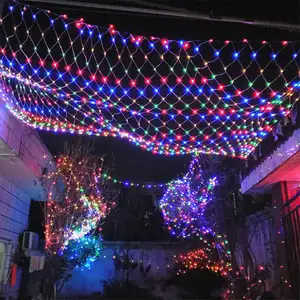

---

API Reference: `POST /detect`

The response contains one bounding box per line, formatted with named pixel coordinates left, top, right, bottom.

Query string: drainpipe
left=1, top=242, right=13, bottom=291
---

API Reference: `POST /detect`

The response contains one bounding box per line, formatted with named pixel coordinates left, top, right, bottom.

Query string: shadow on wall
left=59, top=246, right=179, bottom=297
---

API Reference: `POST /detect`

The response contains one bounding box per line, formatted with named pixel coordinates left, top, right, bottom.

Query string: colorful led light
left=0, top=3, right=299, bottom=157
left=174, top=231, right=234, bottom=298
left=159, top=157, right=217, bottom=238
left=176, top=247, right=232, bottom=277
left=44, top=155, right=114, bottom=254
left=62, top=234, right=103, bottom=270
left=100, top=172, right=167, bottom=188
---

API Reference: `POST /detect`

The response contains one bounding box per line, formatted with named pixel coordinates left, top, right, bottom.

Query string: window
left=0, top=243, right=5, bottom=283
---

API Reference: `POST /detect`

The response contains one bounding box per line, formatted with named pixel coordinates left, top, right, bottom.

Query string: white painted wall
left=0, top=95, right=54, bottom=200
left=0, top=173, right=31, bottom=299
left=0, top=96, right=53, bottom=298
left=0, top=2, right=52, bottom=299
left=241, top=129, right=300, bottom=194
left=60, top=245, right=181, bottom=297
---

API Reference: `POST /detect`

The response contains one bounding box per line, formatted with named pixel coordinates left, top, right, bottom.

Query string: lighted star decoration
left=158, top=157, right=217, bottom=238
left=0, top=3, right=300, bottom=158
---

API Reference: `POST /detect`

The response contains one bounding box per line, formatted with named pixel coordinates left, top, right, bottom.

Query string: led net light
left=0, top=3, right=299, bottom=158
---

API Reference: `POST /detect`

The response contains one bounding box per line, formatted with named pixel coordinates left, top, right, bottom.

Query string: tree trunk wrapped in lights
left=42, top=143, right=118, bottom=298
left=44, top=143, right=115, bottom=254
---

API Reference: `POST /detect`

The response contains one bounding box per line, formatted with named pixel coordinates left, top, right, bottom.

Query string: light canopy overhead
left=0, top=2, right=299, bottom=158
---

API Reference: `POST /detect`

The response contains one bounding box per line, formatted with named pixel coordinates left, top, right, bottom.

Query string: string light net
left=0, top=3, right=300, bottom=158
left=44, top=154, right=113, bottom=254
left=158, top=157, right=217, bottom=238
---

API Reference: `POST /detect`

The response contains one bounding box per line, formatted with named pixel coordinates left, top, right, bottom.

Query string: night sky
left=39, top=131, right=190, bottom=183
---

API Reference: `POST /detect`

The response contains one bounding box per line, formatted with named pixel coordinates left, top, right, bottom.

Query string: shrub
left=100, top=280, right=160, bottom=300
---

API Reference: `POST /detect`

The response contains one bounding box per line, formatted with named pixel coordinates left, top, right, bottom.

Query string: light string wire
left=0, top=2, right=299, bottom=158
left=98, top=171, right=168, bottom=188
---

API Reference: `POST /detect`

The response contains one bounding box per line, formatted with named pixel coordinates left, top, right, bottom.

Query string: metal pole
left=0, top=0, right=4, bottom=18
left=25, top=0, right=300, bottom=32
left=119, top=0, right=192, bottom=14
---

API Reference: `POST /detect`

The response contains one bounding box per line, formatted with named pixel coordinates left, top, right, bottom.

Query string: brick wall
left=0, top=173, right=31, bottom=299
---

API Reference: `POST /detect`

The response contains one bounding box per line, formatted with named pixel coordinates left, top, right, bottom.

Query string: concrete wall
left=241, top=129, right=300, bottom=194
left=0, top=173, right=31, bottom=299
left=60, top=243, right=182, bottom=298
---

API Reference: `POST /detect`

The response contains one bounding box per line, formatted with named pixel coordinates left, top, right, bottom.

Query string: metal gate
left=281, top=191, right=300, bottom=299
